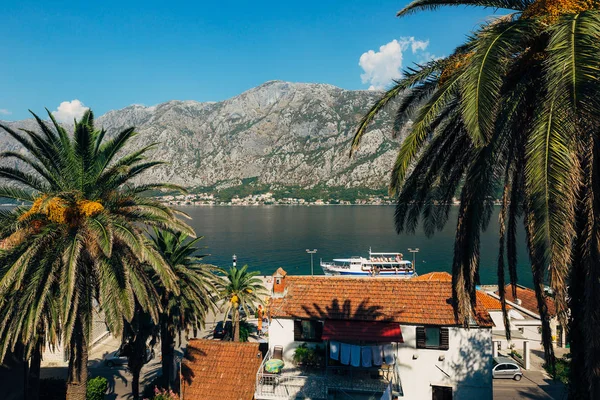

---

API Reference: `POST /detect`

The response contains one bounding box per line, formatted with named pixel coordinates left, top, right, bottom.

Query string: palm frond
left=397, top=0, right=532, bottom=17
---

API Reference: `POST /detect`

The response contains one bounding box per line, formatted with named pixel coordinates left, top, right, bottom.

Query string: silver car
left=492, top=356, right=523, bottom=381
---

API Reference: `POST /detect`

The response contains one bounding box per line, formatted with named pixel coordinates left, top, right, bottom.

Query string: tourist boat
left=320, top=249, right=415, bottom=277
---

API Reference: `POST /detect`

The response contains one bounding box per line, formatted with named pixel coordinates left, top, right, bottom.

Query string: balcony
left=255, top=349, right=402, bottom=400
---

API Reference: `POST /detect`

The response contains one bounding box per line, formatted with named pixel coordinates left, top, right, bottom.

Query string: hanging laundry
left=361, top=346, right=372, bottom=367
left=350, top=345, right=361, bottom=367
left=380, top=382, right=392, bottom=400
left=330, top=340, right=340, bottom=361
left=383, top=344, right=395, bottom=365
left=340, top=343, right=351, bottom=365
left=372, top=345, right=383, bottom=366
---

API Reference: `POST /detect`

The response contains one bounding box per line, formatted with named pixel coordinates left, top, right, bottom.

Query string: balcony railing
left=255, top=351, right=401, bottom=399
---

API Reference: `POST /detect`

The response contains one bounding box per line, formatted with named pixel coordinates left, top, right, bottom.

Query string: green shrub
left=239, top=320, right=252, bottom=342
left=292, top=343, right=324, bottom=367
left=544, top=354, right=571, bottom=385
left=86, top=376, right=108, bottom=400
left=292, top=343, right=310, bottom=365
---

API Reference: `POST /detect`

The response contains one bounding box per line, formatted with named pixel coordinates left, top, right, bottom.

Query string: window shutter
left=315, top=321, right=323, bottom=340
left=294, top=320, right=303, bottom=341
left=416, top=327, right=426, bottom=348
left=440, top=327, right=449, bottom=350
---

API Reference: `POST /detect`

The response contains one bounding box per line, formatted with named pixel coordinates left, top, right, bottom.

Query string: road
left=493, top=371, right=567, bottom=400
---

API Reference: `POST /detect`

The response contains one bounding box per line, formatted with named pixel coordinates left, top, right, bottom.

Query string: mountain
left=1, top=81, right=404, bottom=191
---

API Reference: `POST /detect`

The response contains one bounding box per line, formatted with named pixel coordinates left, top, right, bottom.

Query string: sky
left=0, top=0, right=503, bottom=121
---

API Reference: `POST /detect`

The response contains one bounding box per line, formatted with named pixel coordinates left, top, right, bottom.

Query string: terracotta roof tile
left=476, top=291, right=511, bottom=311
left=496, top=285, right=557, bottom=317
left=412, top=272, right=452, bottom=282
left=181, top=340, right=263, bottom=400
left=270, top=275, right=493, bottom=327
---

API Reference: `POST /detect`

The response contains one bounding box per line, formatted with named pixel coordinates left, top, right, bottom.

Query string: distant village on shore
left=156, top=192, right=474, bottom=206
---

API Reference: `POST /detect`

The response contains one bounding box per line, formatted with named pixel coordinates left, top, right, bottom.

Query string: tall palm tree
left=121, top=304, right=158, bottom=400
left=352, top=1, right=600, bottom=397
left=149, top=228, right=221, bottom=390
left=0, top=110, right=189, bottom=400
left=218, top=265, right=267, bottom=342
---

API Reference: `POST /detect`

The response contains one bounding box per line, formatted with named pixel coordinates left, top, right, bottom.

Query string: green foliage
left=351, top=2, right=600, bottom=395
left=218, top=265, right=268, bottom=342
left=292, top=343, right=325, bottom=367
left=238, top=319, right=252, bottom=342
left=86, top=376, right=108, bottom=400
left=0, top=109, right=189, bottom=394
left=544, top=354, right=571, bottom=385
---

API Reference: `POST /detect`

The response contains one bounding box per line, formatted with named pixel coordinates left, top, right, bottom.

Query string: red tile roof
left=181, top=340, right=263, bottom=400
left=496, top=285, right=557, bottom=317
left=412, top=272, right=452, bottom=282
left=476, top=291, right=511, bottom=311
left=270, top=275, right=493, bottom=327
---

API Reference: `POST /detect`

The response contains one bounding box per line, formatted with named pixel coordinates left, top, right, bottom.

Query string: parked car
left=492, top=356, right=523, bottom=381
left=104, top=347, right=154, bottom=367
left=213, top=321, right=232, bottom=339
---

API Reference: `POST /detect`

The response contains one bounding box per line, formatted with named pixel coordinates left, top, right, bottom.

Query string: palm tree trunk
left=233, top=308, right=240, bottom=342
left=160, top=322, right=174, bottom=390
left=129, top=334, right=147, bottom=400
left=26, top=338, right=42, bottom=400
left=66, top=319, right=88, bottom=400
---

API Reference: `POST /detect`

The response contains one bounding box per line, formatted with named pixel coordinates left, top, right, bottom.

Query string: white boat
left=320, top=249, right=415, bottom=277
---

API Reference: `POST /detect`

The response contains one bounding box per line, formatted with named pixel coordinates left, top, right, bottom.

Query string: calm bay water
left=181, top=205, right=533, bottom=287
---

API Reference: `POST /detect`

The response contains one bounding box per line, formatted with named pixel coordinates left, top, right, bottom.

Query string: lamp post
left=408, top=248, right=419, bottom=273
left=306, top=249, right=317, bottom=276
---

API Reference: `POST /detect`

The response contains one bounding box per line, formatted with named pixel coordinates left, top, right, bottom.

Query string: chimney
left=272, top=267, right=288, bottom=298
left=515, top=298, right=522, bottom=306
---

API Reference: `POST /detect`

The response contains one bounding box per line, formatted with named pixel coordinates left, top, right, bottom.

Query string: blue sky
left=1, top=0, right=502, bottom=121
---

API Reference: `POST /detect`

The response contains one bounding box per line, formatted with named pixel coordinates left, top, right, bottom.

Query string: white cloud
left=0, top=109, right=11, bottom=116
left=52, top=100, right=89, bottom=123
left=359, top=37, right=430, bottom=90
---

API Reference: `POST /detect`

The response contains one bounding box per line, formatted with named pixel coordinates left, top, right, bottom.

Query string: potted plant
left=292, top=343, right=310, bottom=366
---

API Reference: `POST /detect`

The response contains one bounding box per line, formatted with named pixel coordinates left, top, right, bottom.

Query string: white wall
left=488, top=310, right=545, bottom=350
left=269, top=319, right=493, bottom=400
left=397, top=326, right=492, bottom=400
left=269, top=318, right=296, bottom=361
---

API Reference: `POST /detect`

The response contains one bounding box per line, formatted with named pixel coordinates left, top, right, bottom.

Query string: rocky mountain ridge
left=1, top=81, right=404, bottom=191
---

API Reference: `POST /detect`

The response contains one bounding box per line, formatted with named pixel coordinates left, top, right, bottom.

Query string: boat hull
left=321, top=266, right=415, bottom=277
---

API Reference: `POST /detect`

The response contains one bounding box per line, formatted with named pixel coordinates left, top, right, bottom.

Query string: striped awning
left=322, top=321, right=403, bottom=343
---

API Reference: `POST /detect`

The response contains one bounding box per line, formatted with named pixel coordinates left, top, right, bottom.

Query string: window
left=432, top=385, right=452, bottom=400
left=417, top=327, right=449, bottom=350
left=426, top=327, right=440, bottom=347
left=294, top=319, right=323, bottom=342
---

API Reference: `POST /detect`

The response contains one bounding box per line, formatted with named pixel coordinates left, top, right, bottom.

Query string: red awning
left=322, top=321, right=403, bottom=343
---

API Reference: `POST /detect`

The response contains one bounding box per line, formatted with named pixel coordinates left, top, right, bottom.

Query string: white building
left=483, top=284, right=565, bottom=351
left=257, top=270, right=494, bottom=400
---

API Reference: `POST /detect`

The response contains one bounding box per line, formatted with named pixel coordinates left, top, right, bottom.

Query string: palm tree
left=218, top=265, right=267, bottom=342
left=0, top=110, right=189, bottom=400
left=149, top=228, right=221, bottom=390
left=121, top=304, right=158, bottom=400
left=351, top=1, right=600, bottom=397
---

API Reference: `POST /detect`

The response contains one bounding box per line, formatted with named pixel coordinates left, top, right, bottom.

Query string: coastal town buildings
left=484, top=284, right=565, bottom=352
left=257, top=270, right=495, bottom=400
